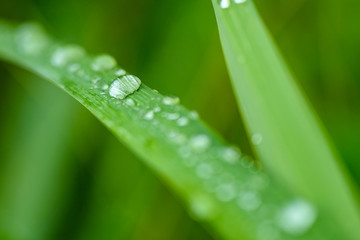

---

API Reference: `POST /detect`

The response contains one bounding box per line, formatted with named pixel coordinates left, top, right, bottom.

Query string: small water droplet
left=221, top=147, right=241, bottom=164
left=115, top=69, right=126, bottom=76
left=190, top=134, right=211, bottom=152
left=219, top=0, right=231, bottom=9
left=237, top=190, right=261, bottom=211
left=189, top=110, right=199, bottom=119
left=177, top=117, right=189, bottom=126
left=109, top=75, right=141, bottom=100
left=51, top=45, right=85, bottom=67
left=15, top=23, right=49, bottom=55
left=234, top=0, right=247, bottom=4
left=124, top=98, right=136, bottom=106
left=153, top=106, right=161, bottom=113
left=144, top=111, right=154, bottom=120
left=164, top=112, right=180, bottom=120
left=196, top=163, right=214, bottom=179
left=168, top=131, right=187, bottom=145
left=67, top=63, right=81, bottom=73
left=92, top=54, right=117, bottom=71
left=189, top=194, right=216, bottom=220
left=216, top=183, right=236, bottom=202
left=251, top=133, right=263, bottom=145
left=277, top=199, right=317, bottom=235
left=163, top=96, right=180, bottom=106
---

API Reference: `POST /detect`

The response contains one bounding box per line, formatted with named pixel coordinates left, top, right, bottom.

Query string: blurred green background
left=0, top=0, right=359, bottom=239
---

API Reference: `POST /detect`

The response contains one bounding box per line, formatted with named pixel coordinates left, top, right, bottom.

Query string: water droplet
left=189, top=110, right=199, bottom=119
left=164, top=112, right=180, bottom=120
left=221, top=147, right=241, bottom=164
left=144, top=111, right=154, bottom=120
left=216, top=183, right=236, bottom=202
left=153, top=106, right=161, bottom=112
left=92, top=54, right=117, bottom=71
left=277, top=199, right=317, bottom=235
left=189, top=134, right=211, bottom=152
left=109, top=75, right=141, bottom=100
left=168, top=131, right=187, bottom=145
left=177, top=117, right=189, bottom=126
left=196, top=163, right=214, bottom=179
left=163, top=96, right=180, bottom=106
left=15, top=23, right=49, bottom=55
left=115, top=69, right=126, bottom=76
left=234, top=0, right=247, bottom=4
left=237, top=190, right=261, bottom=211
left=67, top=63, right=81, bottom=73
left=124, top=98, right=136, bottom=106
left=189, top=194, right=216, bottom=220
left=51, top=45, right=85, bottom=67
left=219, top=0, right=230, bottom=9
left=251, top=133, right=263, bottom=145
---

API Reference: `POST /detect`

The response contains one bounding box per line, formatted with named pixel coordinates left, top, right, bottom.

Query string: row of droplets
left=220, top=0, right=248, bottom=9
left=15, top=23, right=141, bottom=100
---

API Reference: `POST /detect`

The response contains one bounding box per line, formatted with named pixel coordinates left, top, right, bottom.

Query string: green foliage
left=211, top=1, right=360, bottom=239
left=0, top=20, right=347, bottom=240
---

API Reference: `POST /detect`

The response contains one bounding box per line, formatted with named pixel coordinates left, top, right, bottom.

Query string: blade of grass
left=0, top=75, right=77, bottom=240
left=0, top=20, right=347, bottom=240
left=210, top=1, right=360, bottom=239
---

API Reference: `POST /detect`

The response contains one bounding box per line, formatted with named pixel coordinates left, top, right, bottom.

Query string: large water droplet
left=15, top=23, right=49, bottom=55
left=277, top=199, right=317, bottom=235
left=51, top=45, right=85, bottom=67
left=237, top=190, right=261, bottom=211
left=92, top=54, right=117, bottom=71
left=109, top=75, right=141, bottom=100
left=189, top=134, right=211, bottom=152
left=219, top=0, right=231, bottom=9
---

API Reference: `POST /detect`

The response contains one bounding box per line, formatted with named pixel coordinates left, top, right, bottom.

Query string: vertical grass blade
left=211, top=1, right=360, bottom=239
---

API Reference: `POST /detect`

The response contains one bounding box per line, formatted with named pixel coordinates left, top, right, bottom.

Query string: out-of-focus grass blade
left=0, top=75, right=77, bottom=240
left=211, top=1, right=360, bottom=239
left=0, top=20, right=348, bottom=240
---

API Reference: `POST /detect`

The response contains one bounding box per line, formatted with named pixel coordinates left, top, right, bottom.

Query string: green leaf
left=211, top=1, right=360, bottom=239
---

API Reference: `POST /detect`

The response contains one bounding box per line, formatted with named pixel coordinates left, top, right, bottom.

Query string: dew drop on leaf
left=277, top=199, right=317, bottom=235
left=190, top=134, right=211, bottom=152
left=51, top=45, right=85, bottom=67
left=234, top=0, right=247, bottom=4
left=163, top=96, right=180, bottom=106
left=177, top=117, right=189, bottom=126
left=144, top=110, right=154, bottom=120
left=219, top=0, right=230, bottom=9
left=15, top=23, right=48, bottom=55
left=92, top=54, right=117, bottom=71
left=109, top=75, right=141, bottom=100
